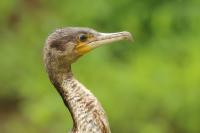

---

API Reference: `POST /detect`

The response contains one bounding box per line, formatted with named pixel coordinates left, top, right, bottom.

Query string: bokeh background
left=0, top=0, right=200, bottom=133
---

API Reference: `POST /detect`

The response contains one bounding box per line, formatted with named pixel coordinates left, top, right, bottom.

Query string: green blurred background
left=0, top=0, right=200, bottom=133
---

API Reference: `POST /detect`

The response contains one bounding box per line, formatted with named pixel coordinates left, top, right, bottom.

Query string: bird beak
left=75, top=31, right=133, bottom=55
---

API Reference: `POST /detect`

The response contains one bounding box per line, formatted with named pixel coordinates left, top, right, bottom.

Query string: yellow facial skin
left=75, top=33, right=94, bottom=55
left=75, top=42, right=93, bottom=55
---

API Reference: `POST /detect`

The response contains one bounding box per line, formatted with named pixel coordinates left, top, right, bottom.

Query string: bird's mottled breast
left=62, top=78, right=111, bottom=133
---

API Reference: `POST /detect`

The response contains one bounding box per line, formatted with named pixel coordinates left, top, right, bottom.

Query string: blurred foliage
left=0, top=0, right=200, bottom=133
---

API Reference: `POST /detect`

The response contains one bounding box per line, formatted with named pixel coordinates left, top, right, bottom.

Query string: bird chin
left=75, top=45, right=93, bottom=55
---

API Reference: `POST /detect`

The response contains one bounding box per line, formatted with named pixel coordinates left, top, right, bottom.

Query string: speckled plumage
left=63, top=77, right=110, bottom=133
left=44, top=27, right=132, bottom=133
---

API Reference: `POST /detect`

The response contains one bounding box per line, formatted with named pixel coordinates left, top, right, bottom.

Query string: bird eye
left=78, top=34, right=88, bottom=42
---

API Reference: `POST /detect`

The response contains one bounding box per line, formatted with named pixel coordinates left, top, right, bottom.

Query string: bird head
left=44, top=27, right=133, bottom=66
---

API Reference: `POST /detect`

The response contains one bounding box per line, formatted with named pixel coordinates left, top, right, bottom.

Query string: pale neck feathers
left=62, top=77, right=110, bottom=133
left=47, top=65, right=111, bottom=133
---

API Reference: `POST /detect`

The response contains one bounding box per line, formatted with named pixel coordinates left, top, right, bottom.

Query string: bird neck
left=47, top=64, right=111, bottom=133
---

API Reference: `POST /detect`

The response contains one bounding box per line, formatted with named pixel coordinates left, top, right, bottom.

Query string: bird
left=43, top=27, right=133, bottom=133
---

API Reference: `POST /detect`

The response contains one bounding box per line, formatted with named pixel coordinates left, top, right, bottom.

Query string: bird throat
left=47, top=64, right=111, bottom=133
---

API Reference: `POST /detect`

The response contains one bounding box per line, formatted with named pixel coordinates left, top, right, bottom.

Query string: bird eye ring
left=78, top=34, right=88, bottom=42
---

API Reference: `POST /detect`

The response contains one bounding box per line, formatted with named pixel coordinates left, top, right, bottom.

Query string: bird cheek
left=74, top=42, right=90, bottom=55
left=75, top=45, right=92, bottom=55
left=63, top=42, right=75, bottom=53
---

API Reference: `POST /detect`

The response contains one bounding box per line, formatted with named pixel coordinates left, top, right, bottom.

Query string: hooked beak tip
left=121, top=31, right=134, bottom=42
